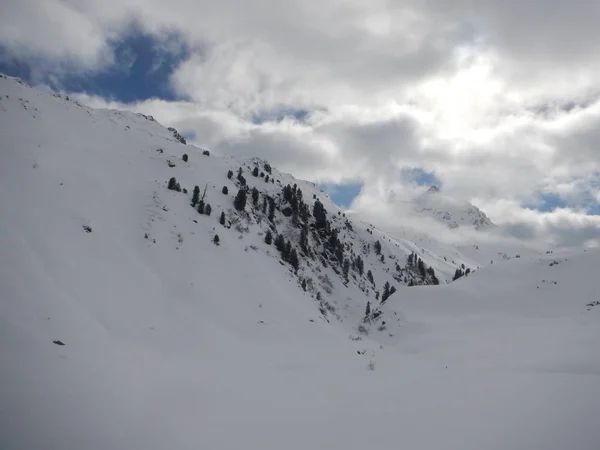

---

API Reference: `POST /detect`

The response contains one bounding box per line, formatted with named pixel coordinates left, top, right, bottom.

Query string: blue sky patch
left=401, top=167, right=440, bottom=187
left=0, top=22, right=191, bottom=102
left=321, top=182, right=363, bottom=209
left=250, top=107, right=310, bottom=124
left=523, top=192, right=568, bottom=212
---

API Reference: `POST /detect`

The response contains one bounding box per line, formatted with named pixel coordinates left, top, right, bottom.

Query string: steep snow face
left=414, top=185, right=495, bottom=231
left=1, top=74, right=600, bottom=450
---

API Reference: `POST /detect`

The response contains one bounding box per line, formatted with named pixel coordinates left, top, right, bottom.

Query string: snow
left=1, top=74, right=600, bottom=450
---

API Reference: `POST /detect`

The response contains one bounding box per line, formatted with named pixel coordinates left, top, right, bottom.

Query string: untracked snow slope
left=1, top=75, right=600, bottom=450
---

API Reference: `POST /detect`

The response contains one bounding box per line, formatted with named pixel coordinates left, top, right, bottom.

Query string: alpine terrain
left=1, top=74, right=600, bottom=450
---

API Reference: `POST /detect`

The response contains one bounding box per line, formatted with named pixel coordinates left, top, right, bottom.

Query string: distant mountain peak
left=413, top=186, right=495, bottom=231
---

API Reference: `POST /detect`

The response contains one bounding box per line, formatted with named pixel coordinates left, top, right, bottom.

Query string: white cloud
left=10, top=0, right=600, bottom=248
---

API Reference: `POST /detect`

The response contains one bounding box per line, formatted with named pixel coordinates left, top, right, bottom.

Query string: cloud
left=6, top=0, right=600, bottom=248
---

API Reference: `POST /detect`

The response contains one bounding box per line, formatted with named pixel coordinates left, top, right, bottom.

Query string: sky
left=2, top=0, right=600, bottom=248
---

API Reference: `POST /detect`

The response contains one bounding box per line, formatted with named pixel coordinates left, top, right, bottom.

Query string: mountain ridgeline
left=0, top=73, right=523, bottom=335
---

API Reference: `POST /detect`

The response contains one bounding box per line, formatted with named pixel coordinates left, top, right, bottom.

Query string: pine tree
left=252, top=167, right=259, bottom=177
left=265, top=175, right=270, bottom=183
left=233, top=189, right=247, bottom=211
left=227, top=170, right=233, bottom=179
left=205, top=204, right=212, bottom=216
left=219, top=211, right=226, bottom=226
left=182, top=153, right=188, bottom=162
left=213, top=234, right=220, bottom=245
left=262, top=196, right=268, bottom=214
left=264, top=163, right=272, bottom=174
left=453, top=269, right=464, bottom=281
left=274, top=234, right=285, bottom=252
left=283, top=184, right=293, bottom=202
left=374, top=240, right=382, bottom=255
left=299, top=226, right=308, bottom=253
left=192, top=185, right=200, bottom=206
left=252, top=187, right=259, bottom=205
left=365, top=301, right=371, bottom=317
left=382, top=282, right=390, bottom=302
left=356, top=256, right=364, bottom=276
left=302, top=278, right=307, bottom=291
left=289, top=249, right=299, bottom=271
left=168, top=177, right=180, bottom=191
left=283, top=241, right=292, bottom=261
left=313, top=200, right=327, bottom=229
left=265, top=230, right=273, bottom=245
left=418, top=258, right=426, bottom=278
left=268, top=197, right=276, bottom=221
left=343, top=259, right=350, bottom=280
left=367, top=270, right=375, bottom=285
left=222, top=186, right=228, bottom=195
left=197, top=200, right=205, bottom=214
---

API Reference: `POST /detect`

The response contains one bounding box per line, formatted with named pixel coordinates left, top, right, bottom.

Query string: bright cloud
left=4, top=0, right=600, bottom=247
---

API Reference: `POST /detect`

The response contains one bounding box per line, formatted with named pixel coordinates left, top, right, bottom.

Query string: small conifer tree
left=382, top=282, right=391, bottom=302
left=234, top=189, right=247, bottom=211
left=289, top=249, right=299, bottom=271
left=265, top=230, right=273, bottom=245
left=374, top=240, right=382, bottom=255
left=275, top=234, right=285, bottom=252
left=192, top=185, right=200, bottom=206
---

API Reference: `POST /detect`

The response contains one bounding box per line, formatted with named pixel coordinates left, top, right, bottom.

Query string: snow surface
left=414, top=185, right=496, bottom=231
left=1, top=74, right=600, bottom=450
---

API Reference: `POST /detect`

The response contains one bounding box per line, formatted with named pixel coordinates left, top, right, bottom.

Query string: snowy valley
left=1, top=74, right=600, bottom=450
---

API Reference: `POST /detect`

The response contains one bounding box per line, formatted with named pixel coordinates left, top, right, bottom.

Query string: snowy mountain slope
left=414, top=185, right=496, bottom=230
left=1, top=74, right=600, bottom=450
left=0, top=74, right=492, bottom=330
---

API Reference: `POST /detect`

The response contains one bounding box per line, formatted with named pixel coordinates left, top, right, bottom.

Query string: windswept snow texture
left=1, top=74, right=600, bottom=450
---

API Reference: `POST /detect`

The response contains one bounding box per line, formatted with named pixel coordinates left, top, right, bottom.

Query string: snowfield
left=1, top=74, right=599, bottom=450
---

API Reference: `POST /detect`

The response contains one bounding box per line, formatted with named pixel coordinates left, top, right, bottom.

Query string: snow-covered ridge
left=2, top=73, right=599, bottom=450
left=0, top=73, right=494, bottom=329
left=414, top=184, right=496, bottom=231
